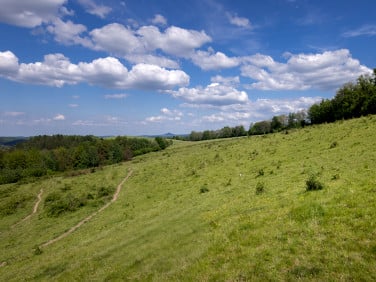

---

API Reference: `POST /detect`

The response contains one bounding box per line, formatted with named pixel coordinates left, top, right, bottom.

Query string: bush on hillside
left=255, top=182, right=265, bottom=195
left=44, top=192, right=86, bottom=217
left=200, top=185, right=209, bottom=193
left=305, top=175, right=324, bottom=191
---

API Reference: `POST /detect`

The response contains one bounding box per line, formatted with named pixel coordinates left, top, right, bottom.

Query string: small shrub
left=330, top=141, right=338, bottom=149
left=331, top=174, right=340, bottom=180
left=200, top=185, right=209, bottom=194
left=255, top=182, right=265, bottom=195
left=33, top=245, right=43, bottom=255
left=97, top=186, right=112, bottom=198
left=305, top=175, right=324, bottom=191
left=257, top=168, right=264, bottom=177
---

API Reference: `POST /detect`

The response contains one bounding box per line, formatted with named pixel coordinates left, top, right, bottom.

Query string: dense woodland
left=308, top=69, right=376, bottom=124
left=185, top=69, right=376, bottom=141
left=0, top=135, right=171, bottom=184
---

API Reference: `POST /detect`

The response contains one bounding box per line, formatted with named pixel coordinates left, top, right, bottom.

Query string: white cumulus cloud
left=241, top=49, right=372, bottom=90
left=145, top=108, right=183, bottom=123
left=151, top=14, right=167, bottom=26
left=227, top=12, right=252, bottom=29
left=0, top=50, right=19, bottom=77
left=211, top=75, right=240, bottom=86
left=167, top=82, right=249, bottom=105
left=46, top=18, right=91, bottom=46
left=89, top=23, right=211, bottom=65
left=0, top=51, right=189, bottom=90
left=0, top=0, right=66, bottom=28
left=191, top=49, right=239, bottom=70
left=53, top=114, right=65, bottom=120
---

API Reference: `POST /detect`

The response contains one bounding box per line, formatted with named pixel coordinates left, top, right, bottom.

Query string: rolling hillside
left=1, top=116, right=376, bottom=281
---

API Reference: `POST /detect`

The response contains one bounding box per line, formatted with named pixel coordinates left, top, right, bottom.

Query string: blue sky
left=0, top=0, right=375, bottom=136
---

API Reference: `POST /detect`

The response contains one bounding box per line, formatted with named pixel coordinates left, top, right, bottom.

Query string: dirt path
left=40, top=169, right=133, bottom=248
left=12, top=188, right=44, bottom=228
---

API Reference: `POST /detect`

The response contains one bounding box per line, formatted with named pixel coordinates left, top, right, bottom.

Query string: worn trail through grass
left=12, top=188, right=44, bottom=228
left=40, top=169, right=133, bottom=248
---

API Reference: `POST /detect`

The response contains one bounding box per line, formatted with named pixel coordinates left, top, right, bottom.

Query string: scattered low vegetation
left=1, top=116, right=376, bottom=281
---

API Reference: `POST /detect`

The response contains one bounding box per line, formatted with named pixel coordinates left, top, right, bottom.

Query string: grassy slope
left=1, top=116, right=376, bottom=281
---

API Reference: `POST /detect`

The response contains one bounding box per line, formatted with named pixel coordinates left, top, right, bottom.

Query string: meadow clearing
left=1, top=116, right=376, bottom=281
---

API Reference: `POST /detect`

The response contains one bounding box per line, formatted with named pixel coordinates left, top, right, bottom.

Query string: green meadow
left=1, top=116, right=376, bottom=281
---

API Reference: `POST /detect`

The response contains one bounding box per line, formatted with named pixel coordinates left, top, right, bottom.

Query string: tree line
left=184, top=125, right=248, bottom=141
left=0, top=135, right=171, bottom=184
left=308, top=69, right=376, bottom=124
left=183, top=69, right=376, bottom=141
left=181, top=110, right=307, bottom=142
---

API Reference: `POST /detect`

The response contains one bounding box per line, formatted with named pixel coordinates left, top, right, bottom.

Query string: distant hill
left=0, top=137, right=28, bottom=147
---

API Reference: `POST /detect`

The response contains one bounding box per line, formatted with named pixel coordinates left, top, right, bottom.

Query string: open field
left=1, top=116, right=376, bottom=280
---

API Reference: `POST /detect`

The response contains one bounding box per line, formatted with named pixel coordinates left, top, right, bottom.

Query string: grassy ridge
left=1, top=116, right=376, bottom=280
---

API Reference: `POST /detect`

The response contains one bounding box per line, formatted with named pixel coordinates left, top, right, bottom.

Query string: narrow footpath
left=40, top=169, right=133, bottom=248
left=12, top=188, right=44, bottom=228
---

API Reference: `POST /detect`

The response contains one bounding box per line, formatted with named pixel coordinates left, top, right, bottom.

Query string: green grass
left=1, top=116, right=376, bottom=280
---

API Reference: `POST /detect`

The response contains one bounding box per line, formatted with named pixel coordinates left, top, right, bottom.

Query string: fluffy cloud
left=191, top=49, right=239, bottom=70
left=211, top=75, right=240, bottom=86
left=227, top=13, right=252, bottom=29
left=124, top=63, right=189, bottom=90
left=0, top=0, right=66, bottom=27
left=0, top=51, right=189, bottom=90
left=0, top=51, right=19, bottom=77
left=151, top=14, right=167, bottom=26
left=203, top=112, right=251, bottom=122
left=90, top=23, right=211, bottom=61
left=77, top=0, right=111, bottom=19
left=125, top=54, right=179, bottom=69
left=167, top=82, right=249, bottom=105
left=183, top=96, right=321, bottom=128
left=47, top=18, right=91, bottom=46
left=250, top=97, right=320, bottom=115
left=90, top=23, right=143, bottom=56
left=137, top=25, right=212, bottom=57
left=53, top=114, right=65, bottom=121
left=145, top=107, right=183, bottom=123
left=241, top=49, right=372, bottom=90
left=0, top=5, right=211, bottom=69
